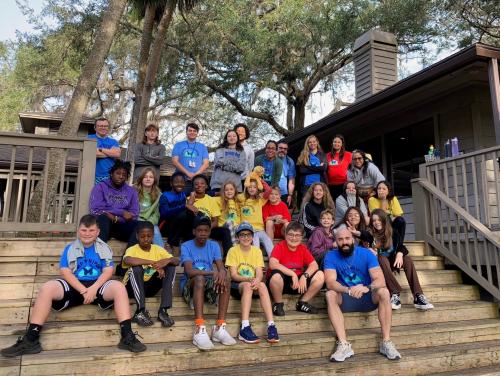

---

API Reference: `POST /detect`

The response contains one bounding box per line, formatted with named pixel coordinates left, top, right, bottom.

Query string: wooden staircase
left=0, top=239, right=499, bottom=375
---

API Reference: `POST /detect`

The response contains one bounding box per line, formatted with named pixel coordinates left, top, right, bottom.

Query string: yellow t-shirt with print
left=216, top=198, right=241, bottom=227
left=193, top=194, right=221, bottom=220
left=122, top=244, right=173, bottom=283
left=225, top=244, right=265, bottom=279
left=368, top=196, right=403, bottom=218
left=237, top=193, right=267, bottom=231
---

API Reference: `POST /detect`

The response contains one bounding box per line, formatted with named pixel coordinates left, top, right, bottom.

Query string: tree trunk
left=126, top=3, right=156, bottom=161
left=286, top=102, right=293, bottom=130
left=25, top=0, right=127, bottom=225
left=293, top=96, right=307, bottom=131
left=136, top=0, right=177, bottom=147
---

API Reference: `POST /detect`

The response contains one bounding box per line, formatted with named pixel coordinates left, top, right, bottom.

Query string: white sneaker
left=380, top=340, right=401, bottom=360
left=330, top=340, right=354, bottom=362
left=390, top=294, right=401, bottom=310
left=193, top=326, right=214, bottom=351
left=212, top=324, right=237, bottom=345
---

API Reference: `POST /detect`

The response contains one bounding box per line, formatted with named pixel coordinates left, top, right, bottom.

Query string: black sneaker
left=272, top=302, right=285, bottom=316
left=132, top=310, right=154, bottom=327
left=118, top=332, right=147, bottom=353
left=296, top=300, right=318, bottom=314
left=1, top=336, right=42, bottom=357
left=414, top=294, right=434, bottom=311
left=158, top=308, right=175, bottom=328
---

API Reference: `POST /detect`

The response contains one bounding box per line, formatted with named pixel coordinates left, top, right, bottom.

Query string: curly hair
left=300, top=182, right=335, bottom=212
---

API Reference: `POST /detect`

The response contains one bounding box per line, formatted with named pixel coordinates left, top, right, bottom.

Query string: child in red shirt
left=267, top=221, right=324, bottom=316
left=263, top=186, right=291, bottom=241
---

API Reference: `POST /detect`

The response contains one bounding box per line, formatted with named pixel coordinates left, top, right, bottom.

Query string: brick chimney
left=353, top=29, right=397, bottom=102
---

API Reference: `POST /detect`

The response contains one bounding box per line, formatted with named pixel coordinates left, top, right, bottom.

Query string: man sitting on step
left=324, top=227, right=400, bottom=362
left=0, top=214, right=147, bottom=358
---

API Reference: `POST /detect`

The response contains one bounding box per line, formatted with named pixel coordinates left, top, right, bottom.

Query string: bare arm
left=101, top=147, right=121, bottom=159
left=368, top=266, right=387, bottom=291
left=194, top=159, right=210, bottom=175
left=172, top=156, right=192, bottom=178
left=60, top=268, right=88, bottom=294
left=183, top=260, right=214, bottom=278
left=324, top=268, right=350, bottom=294
left=269, top=257, right=296, bottom=277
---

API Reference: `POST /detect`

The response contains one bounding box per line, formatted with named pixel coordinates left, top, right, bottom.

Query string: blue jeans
left=153, top=225, right=164, bottom=248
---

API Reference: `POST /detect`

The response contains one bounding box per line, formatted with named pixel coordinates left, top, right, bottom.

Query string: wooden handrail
left=413, top=178, right=500, bottom=247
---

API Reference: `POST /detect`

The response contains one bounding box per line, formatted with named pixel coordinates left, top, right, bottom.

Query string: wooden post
left=77, top=139, right=96, bottom=226
left=412, top=178, right=428, bottom=241
left=488, top=58, right=500, bottom=145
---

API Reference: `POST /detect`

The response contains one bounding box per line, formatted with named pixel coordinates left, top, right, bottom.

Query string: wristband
left=303, top=272, right=310, bottom=280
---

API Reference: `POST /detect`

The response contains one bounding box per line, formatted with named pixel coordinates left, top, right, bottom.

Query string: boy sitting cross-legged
left=268, top=221, right=325, bottom=316
left=0, top=215, right=146, bottom=358
left=226, top=222, right=280, bottom=344
left=122, top=221, right=179, bottom=327
left=180, top=215, right=237, bottom=350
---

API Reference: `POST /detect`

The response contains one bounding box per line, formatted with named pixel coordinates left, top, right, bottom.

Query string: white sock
left=241, top=320, right=250, bottom=329
left=267, top=321, right=275, bottom=327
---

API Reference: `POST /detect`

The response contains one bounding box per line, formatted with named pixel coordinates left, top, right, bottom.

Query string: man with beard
left=324, top=227, right=401, bottom=362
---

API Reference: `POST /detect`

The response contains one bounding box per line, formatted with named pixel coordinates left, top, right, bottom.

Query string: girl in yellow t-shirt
left=368, top=180, right=406, bottom=244
left=237, top=178, right=273, bottom=256
left=217, top=181, right=241, bottom=242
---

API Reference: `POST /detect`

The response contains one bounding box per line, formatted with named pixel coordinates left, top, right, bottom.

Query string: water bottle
left=451, top=137, right=459, bottom=157
left=428, top=145, right=434, bottom=156
left=434, top=148, right=441, bottom=160
left=444, top=139, right=451, bottom=158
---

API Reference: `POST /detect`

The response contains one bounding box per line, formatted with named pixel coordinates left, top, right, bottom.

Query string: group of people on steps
left=1, top=119, right=434, bottom=363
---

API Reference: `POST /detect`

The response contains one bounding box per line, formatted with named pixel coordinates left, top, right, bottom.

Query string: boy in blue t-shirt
left=171, top=122, right=209, bottom=193
left=323, top=227, right=400, bottom=362
left=180, top=216, right=236, bottom=351
left=87, top=118, right=121, bottom=184
left=0, top=215, right=146, bottom=358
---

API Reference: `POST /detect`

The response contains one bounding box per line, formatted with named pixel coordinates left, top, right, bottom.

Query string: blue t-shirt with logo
left=262, top=158, right=274, bottom=185
left=172, top=140, right=209, bottom=176
left=179, top=239, right=222, bottom=291
left=59, top=244, right=114, bottom=282
left=323, top=246, right=379, bottom=287
left=87, top=134, right=120, bottom=179
left=304, top=153, right=321, bottom=186
left=279, top=156, right=296, bottom=195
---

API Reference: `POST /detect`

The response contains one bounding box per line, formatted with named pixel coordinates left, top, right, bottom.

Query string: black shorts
left=229, top=281, right=260, bottom=300
left=51, top=279, right=114, bottom=311
left=267, top=270, right=317, bottom=295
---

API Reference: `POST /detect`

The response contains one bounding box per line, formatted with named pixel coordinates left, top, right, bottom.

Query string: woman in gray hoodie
left=347, top=149, right=385, bottom=200
left=210, top=129, right=247, bottom=193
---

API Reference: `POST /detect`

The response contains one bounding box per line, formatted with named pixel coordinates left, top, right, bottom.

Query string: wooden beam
left=487, top=58, right=500, bottom=145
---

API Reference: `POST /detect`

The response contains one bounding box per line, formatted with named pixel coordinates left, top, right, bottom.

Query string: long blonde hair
left=297, top=135, right=322, bottom=166
left=300, top=182, right=334, bottom=212
left=134, top=167, right=161, bottom=202
left=219, top=181, right=239, bottom=213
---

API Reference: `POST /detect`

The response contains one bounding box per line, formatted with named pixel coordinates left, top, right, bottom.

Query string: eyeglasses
left=238, top=233, right=253, bottom=238
left=286, top=233, right=302, bottom=239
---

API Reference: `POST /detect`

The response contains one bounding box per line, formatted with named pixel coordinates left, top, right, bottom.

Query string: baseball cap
left=192, top=214, right=211, bottom=229
left=235, top=222, right=254, bottom=235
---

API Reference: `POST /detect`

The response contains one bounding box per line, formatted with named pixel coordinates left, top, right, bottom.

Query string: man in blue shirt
left=324, top=227, right=401, bottom=362
left=172, top=122, right=209, bottom=193
left=0, top=215, right=146, bottom=358
left=277, top=141, right=296, bottom=207
left=87, top=117, right=121, bottom=184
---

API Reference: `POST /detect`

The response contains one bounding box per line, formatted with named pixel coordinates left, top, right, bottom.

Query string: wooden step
left=0, top=284, right=476, bottom=325
left=0, top=300, right=496, bottom=351
left=0, top=254, right=444, bottom=278
left=163, top=340, right=500, bottom=376
left=0, top=269, right=463, bottom=302
left=429, top=365, right=500, bottom=376
left=13, top=331, right=500, bottom=375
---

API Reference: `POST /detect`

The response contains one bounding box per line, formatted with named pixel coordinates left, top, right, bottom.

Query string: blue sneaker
left=238, top=325, right=260, bottom=344
left=267, top=324, right=280, bottom=343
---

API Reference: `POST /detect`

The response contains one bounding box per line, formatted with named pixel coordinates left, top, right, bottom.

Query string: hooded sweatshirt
left=210, top=147, right=247, bottom=191
left=89, top=179, right=139, bottom=222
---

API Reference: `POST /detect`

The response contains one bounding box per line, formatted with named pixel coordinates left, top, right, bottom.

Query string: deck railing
left=0, top=132, right=96, bottom=233
left=412, top=178, right=500, bottom=300
left=419, top=145, right=500, bottom=229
